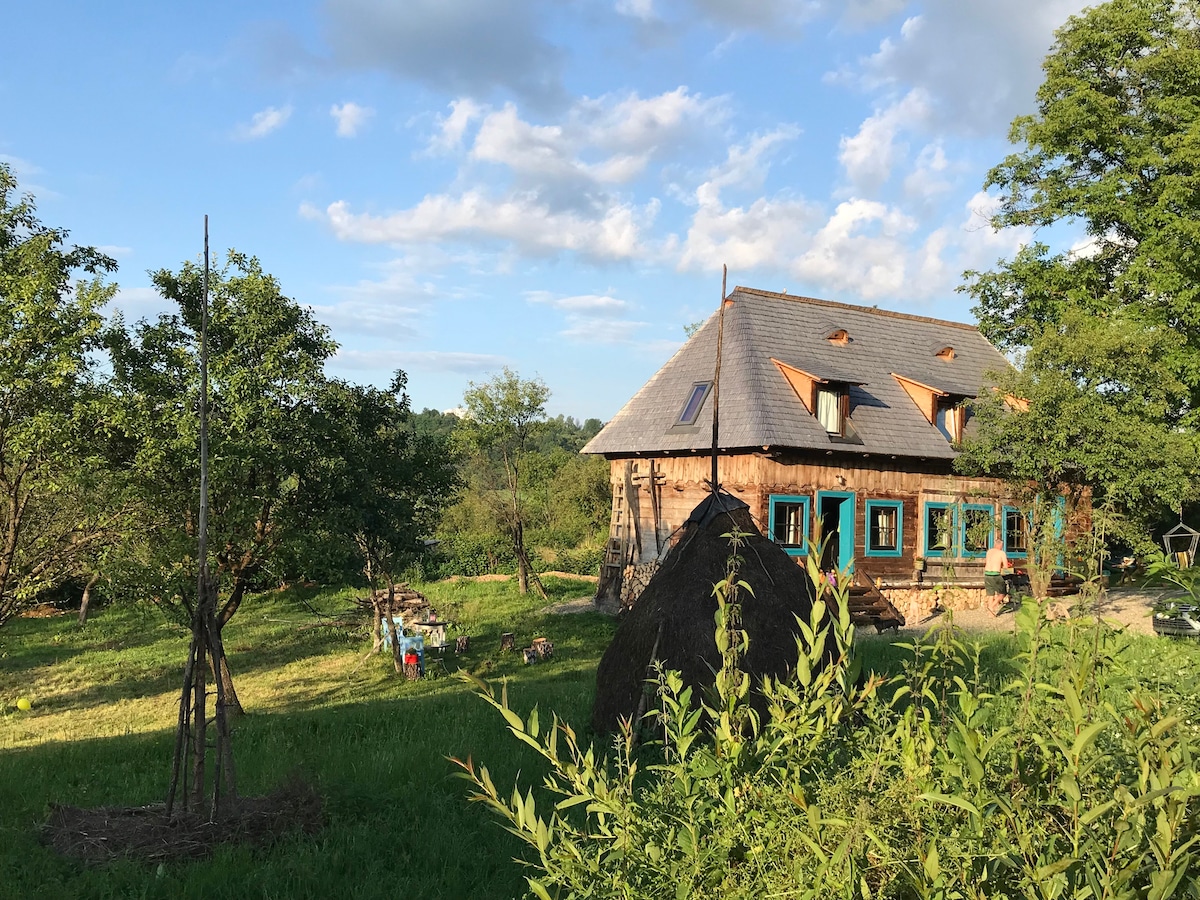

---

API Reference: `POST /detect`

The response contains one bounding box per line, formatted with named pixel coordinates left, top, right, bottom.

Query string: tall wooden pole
left=199, top=216, right=210, bottom=589
left=711, top=266, right=727, bottom=495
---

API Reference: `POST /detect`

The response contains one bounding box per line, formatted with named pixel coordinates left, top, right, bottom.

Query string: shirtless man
left=983, top=542, right=1011, bottom=615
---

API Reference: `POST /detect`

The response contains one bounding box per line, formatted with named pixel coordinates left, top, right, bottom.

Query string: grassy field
left=0, top=577, right=615, bottom=900
left=3, top=581, right=1198, bottom=899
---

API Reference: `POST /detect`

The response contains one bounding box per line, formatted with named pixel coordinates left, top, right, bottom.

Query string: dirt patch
left=41, top=779, right=323, bottom=863
left=874, top=587, right=1186, bottom=640
left=542, top=596, right=619, bottom=616
left=541, top=571, right=599, bottom=582
left=445, top=572, right=598, bottom=584
left=20, top=604, right=69, bottom=618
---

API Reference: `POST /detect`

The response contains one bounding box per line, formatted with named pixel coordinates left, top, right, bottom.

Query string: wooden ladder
left=602, top=481, right=626, bottom=575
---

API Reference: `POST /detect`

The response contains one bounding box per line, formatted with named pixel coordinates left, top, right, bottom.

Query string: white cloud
left=466, top=88, right=726, bottom=189
left=839, top=0, right=906, bottom=26
left=319, top=89, right=724, bottom=262
left=0, top=153, right=42, bottom=179
left=233, top=105, right=292, bottom=141
left=320, top=193, right=657, bottom=261
left=321, top=0, right=565, bottom=107
left=684, top=0, right=819, bottom=33
left=428, top=98, right=484, bottom=153
left=330, top=101, right=374, bottom=137
left=855, top=0, right=1091, bottom=135
left=616, top=0, right=656, bottom=21
left=559, top=316, right=649, bottom=344
left=96, top=245, right=133, bottom=258
left=310, top=298, right=424, bottom=339
left=332, top=348, right=509, bottom=374
left=678, top=128, right=819, bottom=273
left=791, top=199, right=917, bottom=299
left=526, top=291, right=632, bottom=314
left=837, top=89, right=930, bottom=194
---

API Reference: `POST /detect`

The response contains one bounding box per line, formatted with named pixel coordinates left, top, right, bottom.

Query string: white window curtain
left=816, top=388, right=841, bottom=434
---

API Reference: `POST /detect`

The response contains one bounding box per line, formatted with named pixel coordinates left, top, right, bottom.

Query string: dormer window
left=816, top=386, right=847, bottom=435
left=936, top=346, right=956, bottom=360
left=825, top=328, right=850, bottom=345
left=771, top=358, right=863, bottom=442
left=676, top=381, right=712, bottom=425
left=936, top=399, right=966, bottom=444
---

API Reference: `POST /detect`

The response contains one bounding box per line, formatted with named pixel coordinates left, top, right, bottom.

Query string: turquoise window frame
left=768, top=494, right=810, bottom=558
left=1002, top=505, right=1030, bottom=558
left=923, top=502, right=956, bottom=558
left=960, top=503, right=996, bottom=558
left=864, top=500, right=903, bottom=557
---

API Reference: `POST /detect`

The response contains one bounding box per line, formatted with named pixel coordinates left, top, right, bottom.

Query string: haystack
left=591, top=491, right=823, bottom=733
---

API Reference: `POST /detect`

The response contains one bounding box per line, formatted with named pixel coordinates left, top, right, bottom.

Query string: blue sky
left=3, top=0, right=1090, bottom=420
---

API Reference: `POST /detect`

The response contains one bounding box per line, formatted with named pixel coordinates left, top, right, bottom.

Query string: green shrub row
left=418, top=534, right=602, bottom=581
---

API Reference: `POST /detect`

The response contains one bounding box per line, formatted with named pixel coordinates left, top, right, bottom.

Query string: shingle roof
left=582, top=287, right=1011, bottom=460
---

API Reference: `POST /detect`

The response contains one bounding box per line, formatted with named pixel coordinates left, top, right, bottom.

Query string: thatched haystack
left=591, top=492, right=823, bottom=733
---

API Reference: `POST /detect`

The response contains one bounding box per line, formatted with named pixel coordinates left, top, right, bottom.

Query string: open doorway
left=817, top=491, right=855, bottom=574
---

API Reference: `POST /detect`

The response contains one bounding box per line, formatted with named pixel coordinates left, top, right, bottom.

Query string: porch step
left=844, top=574, right=906, bottom=633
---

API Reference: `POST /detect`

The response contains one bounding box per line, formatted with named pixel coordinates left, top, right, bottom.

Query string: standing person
left=983, top=540, right=1011, bottom=615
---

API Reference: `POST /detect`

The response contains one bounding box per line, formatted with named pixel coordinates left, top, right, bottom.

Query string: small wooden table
left=409, top=620, right=447, bottom=649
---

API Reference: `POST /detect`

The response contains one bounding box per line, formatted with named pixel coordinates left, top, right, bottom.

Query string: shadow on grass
left=0, top=664, right=605, bottom=900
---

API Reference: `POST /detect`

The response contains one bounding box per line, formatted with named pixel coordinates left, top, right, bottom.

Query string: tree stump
left=500, top=632, right=516, bottom=652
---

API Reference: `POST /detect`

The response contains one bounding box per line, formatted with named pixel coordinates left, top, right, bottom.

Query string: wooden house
left=583, top=287, right=1038, bottom=612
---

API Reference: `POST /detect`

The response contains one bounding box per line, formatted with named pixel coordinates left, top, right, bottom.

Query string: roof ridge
left=730, top=285, right=981, bottom=333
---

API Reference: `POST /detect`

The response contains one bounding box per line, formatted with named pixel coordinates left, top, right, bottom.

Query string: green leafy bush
left=457, top=543, right=1200, bottom=899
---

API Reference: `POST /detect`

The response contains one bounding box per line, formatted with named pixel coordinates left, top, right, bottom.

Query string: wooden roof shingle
left=582, top=287, right=1011, bottom=461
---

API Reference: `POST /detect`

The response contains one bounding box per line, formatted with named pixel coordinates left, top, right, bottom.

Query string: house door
left=816, top=491, right=856, bottom=574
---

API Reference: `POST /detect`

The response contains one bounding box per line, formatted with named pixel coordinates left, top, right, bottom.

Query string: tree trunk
left=78, top=572, right=100, bottom=626
left=215, top=647, right=245, bottom=718
left=370, top=600, right=384, bottom=654
left=382, top=586, right=404, bottom=674
left=515, top=521, right=529, bottom=595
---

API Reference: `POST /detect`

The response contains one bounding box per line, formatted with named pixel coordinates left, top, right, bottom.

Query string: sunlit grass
left=5, top=576, right=1192, bottom=899
left=0, top=575, right=613, bottom=899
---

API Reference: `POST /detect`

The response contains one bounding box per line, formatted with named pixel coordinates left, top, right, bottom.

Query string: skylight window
left=677, top=382, right=712, bottom=425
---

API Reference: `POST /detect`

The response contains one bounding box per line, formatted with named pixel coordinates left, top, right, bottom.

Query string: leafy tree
left=460, top=368, right=549, bottom=595
left=0, top=164, right=125, bottom=626
left=961, top=0, right=1200, bottom=534
left=300, top=373, right=459, bottom=661
left=106, top=252, right=336, bottom=713
left=410, top=407, right=462, bottom=441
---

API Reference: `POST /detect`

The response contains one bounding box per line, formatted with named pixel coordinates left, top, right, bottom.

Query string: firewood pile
left=619, top=561, right=660, bottom=609
left=354, top=583, right=430, bottom=614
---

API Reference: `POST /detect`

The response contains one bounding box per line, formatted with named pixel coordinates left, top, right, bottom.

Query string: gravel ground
left=881, top=586, right=1191, bottom=639
left=550, top=586, right=1194, bottom=636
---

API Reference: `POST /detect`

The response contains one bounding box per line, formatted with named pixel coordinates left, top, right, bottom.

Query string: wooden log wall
left=607, top=451, right=1047, bottom=589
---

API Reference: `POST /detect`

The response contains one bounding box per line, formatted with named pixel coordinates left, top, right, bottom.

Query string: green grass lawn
left=3, top=583, right=1199, bottom=900
left=0, top=577, right=614, bottom=900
